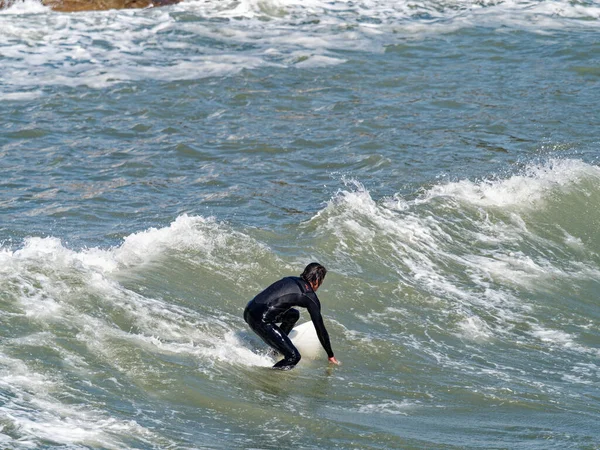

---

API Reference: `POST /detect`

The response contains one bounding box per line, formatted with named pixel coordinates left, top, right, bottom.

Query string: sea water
left=1, top=0, right=599, bottom=448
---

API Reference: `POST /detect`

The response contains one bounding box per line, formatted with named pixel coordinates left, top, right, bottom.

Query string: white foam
left=218, top=331, right=274, bottom=367
left=0, top=0, right=49, bottom=14
left=293, top=53, right=347, bottom=68
left=463, top=251, right=562, bottom=287
left=420, top=159, right=600, bottom=210
left=357, top=399, right=420, bottom=416
left=0, top=214, right=266, bottom=276
left=0, top=90, right=42, bottom=100
left=457, top=315, right=493, bottom=342
left=109, top=214, right=270, bottom=275
left=2, top=213, right=250, bottom=274
left=1, top=214, right=278, bottom=377
left=2, top=0, right=598, bottom=92
left=313, top=159, right=600, bottom=352
left=529, top=325, right=600, bottom=358
left=0, top=354, right=157, bottom=448
left=562, top=373, right=592, bottom=385
left=566, top=363, right=600, bottom=385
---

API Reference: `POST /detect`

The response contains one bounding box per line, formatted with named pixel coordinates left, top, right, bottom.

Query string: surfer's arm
left=305, top=298, right=335, bottom=359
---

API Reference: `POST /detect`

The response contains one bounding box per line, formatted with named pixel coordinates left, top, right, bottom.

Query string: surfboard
left=289, top=321, right=323, bottom=360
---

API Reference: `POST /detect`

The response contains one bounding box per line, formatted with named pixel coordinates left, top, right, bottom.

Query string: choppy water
left=1, top=0, right=600, bottom=448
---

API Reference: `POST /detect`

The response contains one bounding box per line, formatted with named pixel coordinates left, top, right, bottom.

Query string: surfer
left=244, top=262, right=340, bottom=370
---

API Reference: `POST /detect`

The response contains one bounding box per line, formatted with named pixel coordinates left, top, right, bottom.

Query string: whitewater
left=1, top=0, right=600, bottom=448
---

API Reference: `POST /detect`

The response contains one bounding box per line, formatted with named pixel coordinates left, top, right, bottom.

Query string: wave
left=0, top=214, right=279, bottom=445
left=310, top=158, right=600, bottom=352
left=2, top=158, right=598, bottom=348
left=1, top=158, right=599, bottom=446
left=4, top=157, right=595, bottom=345
left=1, top=0, right=598, bottom=90
left=0, top=214, right=269, bottom=347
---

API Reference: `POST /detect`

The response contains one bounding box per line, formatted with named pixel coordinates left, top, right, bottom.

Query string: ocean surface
left=1, top=0, right=600, bottom=448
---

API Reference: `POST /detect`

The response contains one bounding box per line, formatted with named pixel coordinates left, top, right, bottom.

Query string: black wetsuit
left=244, top=276, right=334, bottom=370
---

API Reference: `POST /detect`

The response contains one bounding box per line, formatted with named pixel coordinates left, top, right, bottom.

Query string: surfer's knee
left=280, top=308, right=299, bottom=327
left=286, top=308, right=300, bottom=322
left=279, top=308, right=300, bottom=335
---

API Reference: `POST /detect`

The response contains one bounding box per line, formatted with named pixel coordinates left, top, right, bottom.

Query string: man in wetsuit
left=244, top=262, right=341, bottom=370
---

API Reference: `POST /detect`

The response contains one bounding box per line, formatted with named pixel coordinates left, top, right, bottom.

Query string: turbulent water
left=1, top=0, right=600, bottom=448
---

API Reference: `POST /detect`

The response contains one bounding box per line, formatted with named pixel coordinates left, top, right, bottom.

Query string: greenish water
left=1, top=0, right=600, bottom=448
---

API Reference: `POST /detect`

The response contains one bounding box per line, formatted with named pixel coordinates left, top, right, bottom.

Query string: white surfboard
left=289, top=321, right=323, bottom=360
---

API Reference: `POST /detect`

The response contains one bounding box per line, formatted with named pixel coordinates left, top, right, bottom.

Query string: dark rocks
left=1, top=0, right=181, bottom=12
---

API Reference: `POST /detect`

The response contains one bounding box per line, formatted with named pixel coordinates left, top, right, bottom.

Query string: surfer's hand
left=328, top=356, right=341, bottom=365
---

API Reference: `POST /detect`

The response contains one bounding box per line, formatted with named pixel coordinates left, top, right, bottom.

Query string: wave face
left=1, top=0, right=600, bottom=448
left=1, top=159, right=599, bottom=448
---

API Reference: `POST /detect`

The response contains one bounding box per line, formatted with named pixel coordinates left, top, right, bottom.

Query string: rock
left=1, top=0, right=181, bottom=11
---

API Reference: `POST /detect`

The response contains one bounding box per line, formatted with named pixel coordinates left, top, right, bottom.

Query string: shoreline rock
left=0, top=0, right=181, bottom=12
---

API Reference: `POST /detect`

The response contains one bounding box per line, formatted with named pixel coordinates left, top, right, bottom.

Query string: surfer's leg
left=251, top=321, right=301, bottom=370
left=268, top=327, right=301, bottom=370
left=279, top=308, right=300, bottom=335
left=245, top=310, right=301, bottom=369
